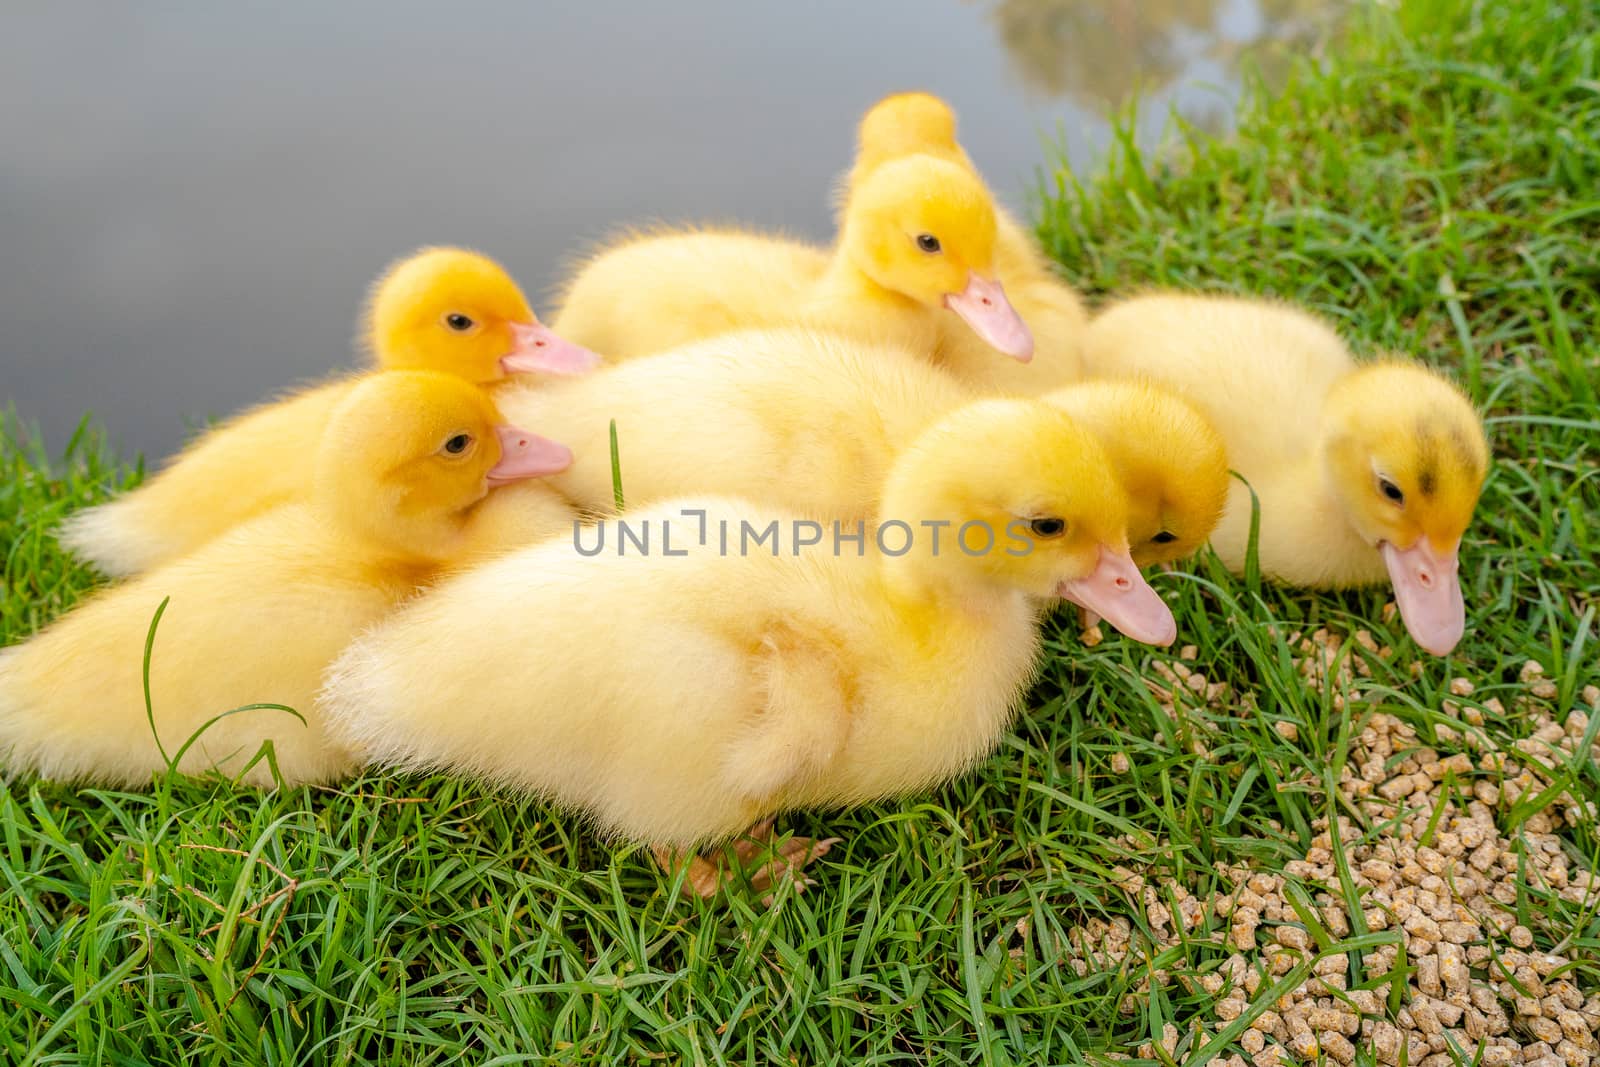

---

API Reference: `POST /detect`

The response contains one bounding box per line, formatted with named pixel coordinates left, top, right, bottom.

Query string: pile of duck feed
left=1075, top=632, right=1600, bottom=1065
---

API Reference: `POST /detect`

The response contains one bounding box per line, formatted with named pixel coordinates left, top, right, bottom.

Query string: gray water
left=1, top=0, right=1332, bottom=462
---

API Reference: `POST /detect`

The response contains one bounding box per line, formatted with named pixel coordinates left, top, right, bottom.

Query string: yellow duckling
left=551, top=155, right=1033, bottom=366
left=1043, top=380, right=1229, bottom=567
left=321, top=398, right=1175, bottom=895
left=500, top=327, right=970, bottom=522
left=849, top=91, right=1088, bottom=393
left=0, top=371, right=573, bottom=787
left=506, top=331, right=1225, bottom=589
left=1082, top=293, right=1489, bottom=655
left=59, top=247, right=599, bottom=577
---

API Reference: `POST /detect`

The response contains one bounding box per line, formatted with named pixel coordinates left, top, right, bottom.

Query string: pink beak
left=486, top=424, right=573, bottom=485
left=943, top=273, right=1033, bottom=361
left=1057, top=546, right=1176, bottom=646
left=499, top=321, right=602, bottom=377
left=1380, top=538, right=1465, bottom=656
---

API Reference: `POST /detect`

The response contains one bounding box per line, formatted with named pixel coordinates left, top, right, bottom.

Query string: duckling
left=1082, top=293, right=1488, bottom=655
left=552, top=155, right=1032, bottom=367
left=59, top=247, right=598, bottom=577
left=0, top=371, right=573, bottom=787
left=498, top=326, right=970, bottom=522
left=848, top=92, right=1088, bottom=393
left=321, top=398, right=1175, bottom=896
left=506, top=332, right=1225, bottom=577
left=1043, top=380, right=1229, bottom=567
left=849, top=91, right=1040, bottom=280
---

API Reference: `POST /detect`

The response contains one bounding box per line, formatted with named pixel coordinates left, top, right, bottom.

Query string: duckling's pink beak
left=486, top=424, right=573, bottom=485
left=1057, top=546, right=1176, bottom=646
left=500, top=322, right=602, bottom=377
left=943, top=273, right=1033, bottom=361
left=1380, top=538, right=1465, bottom=656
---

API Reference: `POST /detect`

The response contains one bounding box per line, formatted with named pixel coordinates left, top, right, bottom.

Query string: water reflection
left=0, top=1, right=1333, bottom=460
left=982, top=0, right=1336, bottom=126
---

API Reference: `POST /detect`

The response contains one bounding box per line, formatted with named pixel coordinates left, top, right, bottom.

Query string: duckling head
left=1321, top=362, right=1488, bottom=655
left=1047, top=381, right=1230, bottom=567
left=366, top=247, right=600, bottom=383
left=854, top=92, right=967, bottom=173
left=841, top=157, right=1033, bottom=360
left=315, top=370, right=574, bottom=559
left=880, top=398, right=1176, bottom=645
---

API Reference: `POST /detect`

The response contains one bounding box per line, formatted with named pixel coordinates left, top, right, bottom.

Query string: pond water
left=1, top=0, right=1333, bottom=461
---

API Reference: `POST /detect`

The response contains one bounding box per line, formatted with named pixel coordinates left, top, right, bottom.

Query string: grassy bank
left=3, top=0, right=1597, bottom=1062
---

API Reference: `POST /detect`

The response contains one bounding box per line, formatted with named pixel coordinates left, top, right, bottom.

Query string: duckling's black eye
left=916, top=233, right=942, bottom=254
left=1379, top=478, right=1405, bottom=504
left=445, top=313, right=474, bottom=332
left=442, top=433, right=472, bottom=455
left=1029, top=517, right=1066, bottom=538
left=1152, top=531, right=1178, bottom=545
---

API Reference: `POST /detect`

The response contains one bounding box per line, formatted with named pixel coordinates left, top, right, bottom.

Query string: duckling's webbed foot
left=652, top=821, right=840, bottom=901
left=650, top=846, right=728, bottom=899
left=732, top=819, right=840, bottom=899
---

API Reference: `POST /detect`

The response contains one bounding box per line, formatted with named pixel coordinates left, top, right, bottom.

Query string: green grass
left=3, top=0, right=1598, bottom=1061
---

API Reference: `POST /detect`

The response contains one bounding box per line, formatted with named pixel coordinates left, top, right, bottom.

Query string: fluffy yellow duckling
left=1043, top=380, right=1229, bottom=567
left=59, top=247, right=599, bottom=577
left=1082, top=293, right=1489, bottom=655
left=499, top=327, right=969, bottom=522
left=552, top=155, right=1032, bottom=366
left=321, top=399, right=1175, bottom=894
left=506, top=331, right=1225, bottom=584
left=0, top=371, right=572, bottom=787
left=849, top=91, right=1088, bottom=393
